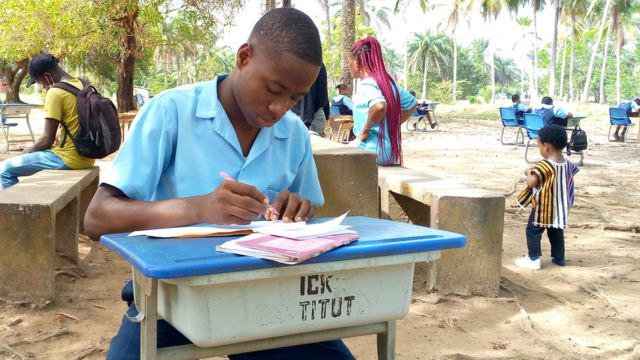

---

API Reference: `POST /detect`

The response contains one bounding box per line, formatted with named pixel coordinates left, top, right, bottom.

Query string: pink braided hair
left=352, top=36, right=402, bottom=165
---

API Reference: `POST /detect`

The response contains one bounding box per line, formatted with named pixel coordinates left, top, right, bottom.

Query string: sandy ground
left=1, top=104, right=639, bottom=359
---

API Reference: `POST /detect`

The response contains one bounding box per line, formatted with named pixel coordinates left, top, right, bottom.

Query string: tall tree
left=530, top=0, right=546, bottom=99
left=392, top=0, right=428, bottom=88
left=0, top=0, right=97, bottom=103
left=340, top=0, right=356, bottom=88
left=610, top=0, right=640, bottom=103
left=317, top=0, right=332, bottom=45
left=448, top=0, right=474, bottom=103
left=549, top=0, right=562, bottom=96
left=408, top=31, right=450, bottom=99
left=479, top=0, right=507, bottom=103
left=581, top=0, right=611, bottom=102
left=598, top=21, right=611, bottom=103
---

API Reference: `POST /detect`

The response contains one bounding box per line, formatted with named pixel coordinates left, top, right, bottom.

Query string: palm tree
left=530, top=0, right=545, bottom=99
left=408, top=31, right=451, bottom=99
left=494, top=55, right=520, bottom=87
left=340, top=0, right=356, bottom=88
left=563, top=0, right=588, bottom=101
left=515, top=17, right=535, bottom=99
left=392, top=0, right=429, bottom=88
left=357, top=1, right=393, bottom=31
left=383, top=46, right=403, bottom=81
left=549, top=0, right=562, bottom=97
left=598, top=21, right=611, bottom=103
left=479, top=0, right=509, bottom=103
left=448, top=0, right=472, bottom=103
left=581, top=0, right=611, bottom=102
left=611, top=0, right=640, bottom=103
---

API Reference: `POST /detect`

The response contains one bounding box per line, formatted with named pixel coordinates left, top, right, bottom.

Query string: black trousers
left=526, top=210, right=565, bottom=259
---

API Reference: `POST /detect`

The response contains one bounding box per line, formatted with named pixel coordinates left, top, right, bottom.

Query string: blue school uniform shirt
left=102, top=75, right=324, bottom=206
left=619, top=100, right=639, bottom=117
left=332, top=95, right=353, bottom=110
left=352, top=77, right=416, bottom=165
left=512, top=102, right=529, bottom=113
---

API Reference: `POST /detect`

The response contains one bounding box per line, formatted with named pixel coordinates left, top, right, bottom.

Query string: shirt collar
left=541, top=104, right=554, bottom=109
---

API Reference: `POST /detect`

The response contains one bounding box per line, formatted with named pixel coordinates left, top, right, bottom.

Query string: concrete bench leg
left=430, top=194, right=504, bottom=297
left=56, top=197, right=79, bottom=261
left=0, top=205, right=56, bottom=303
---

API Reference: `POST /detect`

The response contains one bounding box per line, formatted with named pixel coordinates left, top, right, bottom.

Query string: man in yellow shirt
left=0, top=53, right=95, bottom=189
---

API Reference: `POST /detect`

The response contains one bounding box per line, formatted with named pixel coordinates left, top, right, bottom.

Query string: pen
left=220, top=171, right=280, bottom=217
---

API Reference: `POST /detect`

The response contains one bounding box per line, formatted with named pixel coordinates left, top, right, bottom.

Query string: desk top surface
left=101, top=216, right=466, bottom=279
left=0, top=103, right=41, bottom=109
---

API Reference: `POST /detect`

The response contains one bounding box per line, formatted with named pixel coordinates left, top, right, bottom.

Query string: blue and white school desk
left=101, top=216, right=466, bottom=360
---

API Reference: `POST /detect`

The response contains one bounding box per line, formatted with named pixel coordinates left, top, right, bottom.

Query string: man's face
left=233, top=45, right=320, bottom=129
left=34, top=72, right=54, bottom=89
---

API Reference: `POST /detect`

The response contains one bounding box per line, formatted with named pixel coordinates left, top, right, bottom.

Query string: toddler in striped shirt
left=515, top=125, right=579, bottom=270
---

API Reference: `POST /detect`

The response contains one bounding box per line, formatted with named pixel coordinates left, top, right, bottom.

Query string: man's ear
left=236, top=43, right=252, bottom=70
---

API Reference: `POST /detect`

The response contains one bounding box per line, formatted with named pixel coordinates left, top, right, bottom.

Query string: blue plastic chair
left=1, top=112, right=19, bottom=152
left=608, top=107, right=631, bottom=142
left=499, top=107, right=524, bottom=145
left=523, top=113, right=544, bottom=164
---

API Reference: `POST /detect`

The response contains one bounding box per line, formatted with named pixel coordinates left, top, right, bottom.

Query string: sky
left=218, top=0, right=562, bottom=70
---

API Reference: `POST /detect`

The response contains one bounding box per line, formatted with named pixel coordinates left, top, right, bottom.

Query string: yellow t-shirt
left=44, top=78, right=95, bottom=169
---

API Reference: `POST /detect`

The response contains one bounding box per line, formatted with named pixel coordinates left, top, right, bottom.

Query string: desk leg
left=26, top=114, right=35, bottom=143
left=140, top=276, right=158, bottom=360
left=376, top=320, right=396, bottom=360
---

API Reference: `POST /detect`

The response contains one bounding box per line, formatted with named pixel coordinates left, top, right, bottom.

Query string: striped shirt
left=517, top=159, right=579, bottom=229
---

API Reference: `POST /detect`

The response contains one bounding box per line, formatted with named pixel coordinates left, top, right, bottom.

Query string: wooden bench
left=378, top=166, right=505, bottom=297
left=0, top=167, right=99, bottom=304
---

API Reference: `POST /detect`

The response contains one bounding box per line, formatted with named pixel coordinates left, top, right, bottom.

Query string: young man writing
left=85, top=8, right=354, bottom=360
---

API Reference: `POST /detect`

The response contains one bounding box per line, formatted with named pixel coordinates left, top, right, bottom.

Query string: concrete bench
left=378, top=166, right=504, bottom=297
left=0, top=167, right=99, bottom=304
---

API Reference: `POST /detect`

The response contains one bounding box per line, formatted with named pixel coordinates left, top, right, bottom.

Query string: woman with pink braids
left=348, top=36, right=417, bottom=166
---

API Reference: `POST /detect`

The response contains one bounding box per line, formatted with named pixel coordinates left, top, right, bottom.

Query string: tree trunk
left=1, top=59, right=28, bottom=104
left=613, top=5, right=621, bottom=104
left=340, top=0, right=355, bottom=89
left=265, top=0, right=276, bottom=13
left=452, top=35, right=457, bottom=103
left=559, top=43, right=566, bottom=99
left=569, top=13, right=575, bottom=101
left=581, top=0, right=611, bottom=102
left=521, top=68, right=525, bottom=97
left=532, top=7, right=539, bottom=98
left=490, top=45, right=495, bottom=103
left=549, top=0, right=562, bottom=97
left=116, top=8, right=138, bottom=112
left=403, top=38, right=409, bottom=88
left=421, top=54, right=429, bottom=99
left=598, top=24, right=611, bottom=104
left=318, top=0, right=331, bottom=46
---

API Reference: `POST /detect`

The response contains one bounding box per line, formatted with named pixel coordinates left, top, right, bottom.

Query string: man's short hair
left=336, top=83, right=348, bottom=90
left=249, top=8, right=322, bottom=66
left=539, top=125, right=567, bottom=150
left=541, top=96, right=554, bottom=106
left=512, top=94, right=520, bottom=102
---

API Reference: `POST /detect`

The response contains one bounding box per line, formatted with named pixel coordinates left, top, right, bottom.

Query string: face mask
left=43, top=73, right=54, bottom=88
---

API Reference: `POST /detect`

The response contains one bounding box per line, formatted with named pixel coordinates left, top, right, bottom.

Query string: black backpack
left=53, top=79, right=121, bottom=159
left=568, top=126, right=588, bottom=155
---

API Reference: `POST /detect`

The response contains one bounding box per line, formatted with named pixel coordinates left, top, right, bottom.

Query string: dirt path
left=1, top=109, right=639, bottom=359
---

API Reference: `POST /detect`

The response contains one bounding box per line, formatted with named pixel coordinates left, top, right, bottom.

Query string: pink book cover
left=237, top=233, right=359, bottom=263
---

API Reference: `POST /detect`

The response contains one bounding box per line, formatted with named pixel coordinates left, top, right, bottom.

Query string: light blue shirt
left=540, top=104, right=569, bottom=119
left=352, top=77, right=416, bottom=165
left=102, top=76, right=324, bottom=206
left=332, top=94, right=353, bottom=110
left=512, top=102, right=529, bottom=113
